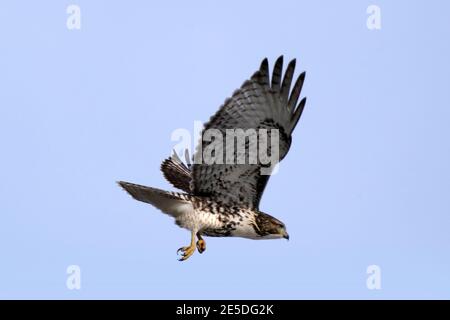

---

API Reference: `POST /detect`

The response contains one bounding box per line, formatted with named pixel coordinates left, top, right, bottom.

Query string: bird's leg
left=177, top=230, right=196, bottom=261
left=196, top=233, right=206, bottom=254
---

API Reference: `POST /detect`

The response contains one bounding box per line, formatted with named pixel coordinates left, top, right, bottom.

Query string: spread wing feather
left=160, top=150, right=192, bottom=193
left=191, top=56, right=307, bottom=209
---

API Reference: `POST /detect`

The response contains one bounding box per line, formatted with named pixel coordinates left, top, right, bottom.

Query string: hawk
left=118, top=56, right=307, bottom=261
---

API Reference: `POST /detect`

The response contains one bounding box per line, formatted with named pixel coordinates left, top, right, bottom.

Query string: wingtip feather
left=291, top=97, right=307, bottom=132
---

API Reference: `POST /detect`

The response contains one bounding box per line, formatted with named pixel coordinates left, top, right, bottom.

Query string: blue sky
left=1, top=1, right=450, bottom=299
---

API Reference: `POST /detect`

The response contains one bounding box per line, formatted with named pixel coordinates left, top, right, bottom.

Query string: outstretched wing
left=160, top=150, right=192, bottom=193
left=191, top=56, right=307, bottom=209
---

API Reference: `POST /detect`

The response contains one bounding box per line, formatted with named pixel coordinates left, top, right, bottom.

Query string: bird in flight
left=118, top=56, right=307, bottom=261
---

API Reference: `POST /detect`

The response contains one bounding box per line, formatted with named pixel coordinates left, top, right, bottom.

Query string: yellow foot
left=196, top=239, right=206, bottom=254
left=177, top=245, right=196, bottom=261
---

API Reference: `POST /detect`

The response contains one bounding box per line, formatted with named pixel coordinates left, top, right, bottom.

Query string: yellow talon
left=177, top=245, right=195, bottom=261
left=177, top=231, right=197, bottom=261
left=196, top=239, right=206, bottom=254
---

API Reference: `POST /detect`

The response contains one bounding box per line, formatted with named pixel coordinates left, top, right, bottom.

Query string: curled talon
left=177, top=246, right=195, bottom=261
left=177, top=247, right=186, bottom=255
left=177, top=231, right=197, bottom=261
left=196, top=239, right=206, bottom=254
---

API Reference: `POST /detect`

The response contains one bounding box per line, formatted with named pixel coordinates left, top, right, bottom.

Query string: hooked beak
left=283, top=232, right=289, bottom=241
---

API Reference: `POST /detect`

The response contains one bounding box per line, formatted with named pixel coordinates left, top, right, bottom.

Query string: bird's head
left=255, top=212, right=289, bottom=240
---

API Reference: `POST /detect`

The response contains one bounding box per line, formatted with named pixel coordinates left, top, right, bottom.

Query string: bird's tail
left=117, top=181, right=193, bottom=218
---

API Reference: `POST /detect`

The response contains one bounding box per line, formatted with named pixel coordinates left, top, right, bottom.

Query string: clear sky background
left=1, top=1, right=449, bottom=299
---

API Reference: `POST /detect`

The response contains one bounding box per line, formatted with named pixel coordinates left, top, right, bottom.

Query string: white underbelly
left=176, top=210, right=222, bottom=232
